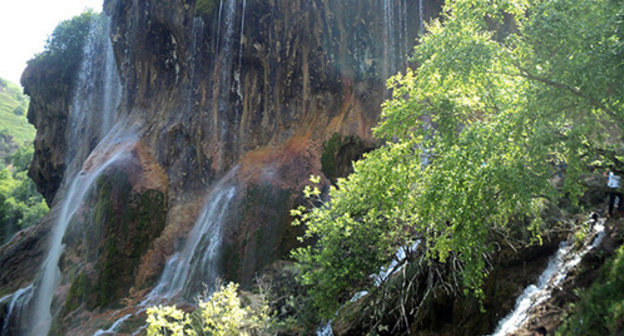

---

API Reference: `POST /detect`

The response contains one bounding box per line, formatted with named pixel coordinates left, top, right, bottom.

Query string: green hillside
left=0, top=77, right=34, bottom=158
left=0, top=77, right=47, bottom=244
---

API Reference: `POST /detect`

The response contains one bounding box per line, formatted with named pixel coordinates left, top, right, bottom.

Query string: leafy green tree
left=292, top=0, right=624, bottom=320
left=22, top=10, right=97, bottom=88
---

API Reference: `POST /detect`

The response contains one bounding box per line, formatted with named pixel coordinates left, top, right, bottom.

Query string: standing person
left=606, top=168, right=623, bottom=217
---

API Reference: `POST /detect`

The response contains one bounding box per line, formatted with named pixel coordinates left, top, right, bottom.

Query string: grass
left=0, top=77, right=34, bottom=149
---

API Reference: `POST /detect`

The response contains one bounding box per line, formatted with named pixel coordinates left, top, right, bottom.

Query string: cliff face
left=1, top=0, right=442, bottom=334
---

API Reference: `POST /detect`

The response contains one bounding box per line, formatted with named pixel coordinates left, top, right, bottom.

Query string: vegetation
left=196, top=0, right=219, bottom=17
left=0, top=147, right=48, bottom=243
left=146, top=282, right=270, bottom=336
left=557, top=241, right=624, bottom=335
left=0, top=77, right=47, bottom=244
left=291, top=0, right=624, bottom=323
left=23, top=10, right=97, bottom=90
left=0, top=77, right=33, bottom=159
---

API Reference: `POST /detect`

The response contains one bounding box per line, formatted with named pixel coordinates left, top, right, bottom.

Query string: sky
left=0, top=0, right=103, bottom=86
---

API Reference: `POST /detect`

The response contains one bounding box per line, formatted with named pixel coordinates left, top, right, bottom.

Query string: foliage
left=147, top=282, right=270, bottom=336
left=556, top=243, right=624, bottom=335
left=22, top=10, right=97, bottom=89
left=0, top=146, right=48, bottom=243
left=147, top=305, right=197, bottom=336
left=196, top=0, right=219, bottom=17
left=292, top=0, right=624, bottom=321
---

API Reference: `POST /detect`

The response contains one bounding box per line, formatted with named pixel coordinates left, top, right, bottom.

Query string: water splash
left=490, top=220, right=606, bottom=336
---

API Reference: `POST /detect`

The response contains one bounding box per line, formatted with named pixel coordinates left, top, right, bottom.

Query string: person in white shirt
left=606, top=168, right=623, bottom=216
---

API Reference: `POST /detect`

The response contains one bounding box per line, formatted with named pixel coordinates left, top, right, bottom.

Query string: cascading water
left=382, top=0, right=411, bottom=78
left=10, top=13, right=125, bottom=336
left=212, top=0, right=245, bottom=163
left=418, top=0, right=425, bottom=36
left=145, top=176, right=237, bottom=302
left=66, top=14, right=121, bottom=173
left=490, top=220, right=606, bottom=336
left=1, top=285, right=33, bottom=336
left=383, top=0, right=396, bottom=79
left=29, top=131, right=136, bottom=336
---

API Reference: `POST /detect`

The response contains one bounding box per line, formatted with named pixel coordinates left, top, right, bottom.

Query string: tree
left=22, top=10, right=97, bottom=88
left=292, top=0, right=624, bottom=321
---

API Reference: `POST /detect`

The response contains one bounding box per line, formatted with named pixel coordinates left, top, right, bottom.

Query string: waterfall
left=101, top=22, right=122, bottom=139
left=490, top=220, right=606, bottom=336
left=144, top=170, right=238, bottom=303
left=67, top=15, right=121, bottom=174
left=15, top=14, right=126, bottom=336
left=1, top=285, right=33, bottom=336
left=29, top=132, right=136, bottom=336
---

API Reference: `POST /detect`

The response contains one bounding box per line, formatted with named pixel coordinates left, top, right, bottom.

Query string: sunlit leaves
left=292, top=0, right=623, bottom=322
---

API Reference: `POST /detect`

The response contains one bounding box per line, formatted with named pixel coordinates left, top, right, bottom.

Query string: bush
left=147, top=282, right=270, bottom=336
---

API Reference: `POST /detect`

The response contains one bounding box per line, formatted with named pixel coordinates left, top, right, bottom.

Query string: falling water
left=383, top=0, right=396, bottom=79
left=145, top=172, right=237, bottom=303
left=101, top=24, right=122, bottom=139
left=418, top=0, right=425, bottom=35
left=67, top=15, right=121, bottom=173
left=1, top=285, right=33, bottom=336
left=234, top=0, right=246, bottom=101
left=92, top=312, right=134, bottom=336
left=29, top=133, right=136, bottom=336
left=490, top=221, right=606, bottom=336
left=21, top=14, right=126, bottom=336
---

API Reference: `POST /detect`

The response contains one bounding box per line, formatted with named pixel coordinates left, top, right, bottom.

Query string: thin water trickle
left=490, top=220, right=606, bottom=336
left=418, top=0, right=425, bottom=36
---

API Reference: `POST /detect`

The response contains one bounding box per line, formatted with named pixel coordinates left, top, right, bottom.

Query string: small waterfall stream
left=1, top=285, right=33, bottom=336
left=145, top=181, right=237, bottom=302
left=490, top=220, right=606, bottom=336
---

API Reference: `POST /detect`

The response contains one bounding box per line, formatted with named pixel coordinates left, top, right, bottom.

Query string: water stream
left=490, top=220, right=606, bottom=336
left=145, top=181, right=237, bottom=302
left=1, top=285, right=33, bottom=336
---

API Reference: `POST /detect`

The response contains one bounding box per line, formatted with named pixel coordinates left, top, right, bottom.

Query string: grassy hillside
left=0, top=77, right=34, bottom=158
